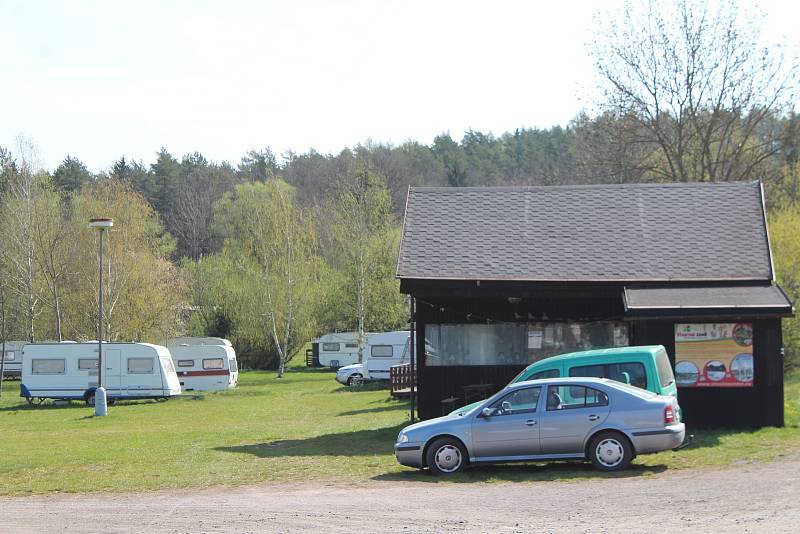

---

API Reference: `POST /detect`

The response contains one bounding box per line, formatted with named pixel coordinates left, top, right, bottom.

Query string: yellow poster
left=674, top=323, right=753, bottom=388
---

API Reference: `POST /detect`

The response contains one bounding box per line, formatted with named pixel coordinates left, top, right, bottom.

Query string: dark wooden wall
left=631, top=319, right=784, bottom=428
left=413, top=292, right=785, bottom=428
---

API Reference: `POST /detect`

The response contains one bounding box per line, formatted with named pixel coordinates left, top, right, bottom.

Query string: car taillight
left=664, top=405, right=676, bottom=424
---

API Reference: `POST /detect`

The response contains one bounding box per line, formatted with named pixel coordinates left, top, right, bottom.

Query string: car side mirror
left=481, top=407, right=495, bottom=418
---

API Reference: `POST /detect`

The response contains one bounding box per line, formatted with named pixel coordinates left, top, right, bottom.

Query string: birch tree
left=327, top=168, right=398, bottom=362
left=590, top=0, right=798, bottom=182
left=213, top=180, right=317, bottom=377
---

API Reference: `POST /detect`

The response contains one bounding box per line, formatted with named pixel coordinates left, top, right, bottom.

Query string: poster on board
left=674, top=323, right=753, bottom=388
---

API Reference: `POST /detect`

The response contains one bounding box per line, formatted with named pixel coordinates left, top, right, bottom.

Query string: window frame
left=370, top=345, right=393, bottom=358
left=78, top=358, right=99, bottom=370
left=487, top=386, right=542, bottom=416
left=31, top=358, right=66, bottom=375
left=202, top=358, right=225, bottom=370
left=321, top=342, right=340, bottom=352
left=177, top=359, right=195, bottom=368
left=546, top=384, right=609, bottom=411
left=127, top=357, right=155, bottom=374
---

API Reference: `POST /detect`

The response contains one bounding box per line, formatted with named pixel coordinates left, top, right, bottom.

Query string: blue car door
left=471, top=386, right=542, bottom=458
left=539, top=384, right=611, bottom=455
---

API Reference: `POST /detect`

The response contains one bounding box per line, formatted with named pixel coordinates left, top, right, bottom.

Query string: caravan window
left=161, top=358, right=176, bottom=374
left=345, top=343, right=358, bottom=348
left=203, top=358, right=225, bottom=370
left=3, top=351, right=14, bottom=361
left=128, top=358, right=154, bottom=374
left=229, top=359, right=238, bottom=373
left=78, top=358, right=99, bottom=370
left=32, top=359, right=66, bottom=374
left=371, top=345, right=393, bottom=358
left=177, top=360, right=195, bottom=368
left=322, top=343, right=340, bottom=352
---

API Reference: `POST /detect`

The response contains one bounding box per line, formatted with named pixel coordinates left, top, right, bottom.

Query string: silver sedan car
left=395, top=377, right=685, bottom=474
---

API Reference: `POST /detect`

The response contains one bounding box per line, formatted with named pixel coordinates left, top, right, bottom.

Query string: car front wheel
left=426, top=437, right=467, bottom=475
left=588, top=431, right=633, bottom=471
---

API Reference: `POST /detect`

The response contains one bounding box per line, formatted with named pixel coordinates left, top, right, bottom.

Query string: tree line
left=1, top=0, right=799, bottom=370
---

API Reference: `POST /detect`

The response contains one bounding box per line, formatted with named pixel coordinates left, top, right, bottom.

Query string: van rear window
left=656, top=350, right=675, bottom=388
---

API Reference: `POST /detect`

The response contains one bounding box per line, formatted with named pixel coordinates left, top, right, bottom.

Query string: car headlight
left=397, top=432, right=409, bottom=443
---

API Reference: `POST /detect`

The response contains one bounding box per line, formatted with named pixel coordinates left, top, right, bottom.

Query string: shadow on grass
left=374, top=460, right=668, bottom=483
left=330, top=382, right=391, bottom=394
left=0, top=398, right=166, bottom=412
left=338, top=402, right=410, bottom=417
left=215, top=424, right=406, bottom=457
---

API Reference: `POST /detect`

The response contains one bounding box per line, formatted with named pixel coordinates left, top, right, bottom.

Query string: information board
left=674, top=323, right=753, bottom=388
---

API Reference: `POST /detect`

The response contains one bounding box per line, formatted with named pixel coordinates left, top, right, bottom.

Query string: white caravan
left=2, top=341, right=26, bottom=378
left=167, top=337, right=232, bottom=347
left=335, top=331, right=411, bottom=385
left=20, top=342, right=181, bottom=404
left=166, top=341, right=238, bottom=392
left=315, top=332, right=364, bottom=368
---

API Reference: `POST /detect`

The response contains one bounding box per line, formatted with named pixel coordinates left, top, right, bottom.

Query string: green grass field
left=0, top=366, right=798, bottom=495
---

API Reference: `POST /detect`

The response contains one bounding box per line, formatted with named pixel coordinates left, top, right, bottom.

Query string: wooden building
left=397, top=182, right=795, bottom=428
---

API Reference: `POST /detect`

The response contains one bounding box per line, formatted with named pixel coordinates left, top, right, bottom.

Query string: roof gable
left=396, top=182, right=773, bottom=282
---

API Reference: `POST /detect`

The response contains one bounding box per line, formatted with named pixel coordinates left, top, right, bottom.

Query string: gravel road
left=2, top=455, right=798, bottom=533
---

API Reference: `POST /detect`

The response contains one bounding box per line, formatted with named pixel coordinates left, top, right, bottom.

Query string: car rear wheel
left=589, top=431, right=633, bottom=471
left=426, top=438, right=467, bottom=475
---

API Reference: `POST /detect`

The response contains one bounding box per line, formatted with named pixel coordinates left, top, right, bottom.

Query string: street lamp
left=89, top=217, right=113, bottom=416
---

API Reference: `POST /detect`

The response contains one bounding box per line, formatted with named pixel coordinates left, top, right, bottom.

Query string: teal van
left=452, top=345, right=677, bottom=415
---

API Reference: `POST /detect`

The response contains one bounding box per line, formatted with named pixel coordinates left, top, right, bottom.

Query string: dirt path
left=2, top=456, right=799, bottom=533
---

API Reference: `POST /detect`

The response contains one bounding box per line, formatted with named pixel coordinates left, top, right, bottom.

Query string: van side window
left=78, top=358, right=99, bottom=370
left=32, top=359, right=66, bottom=374
left=531, top=369, right=559, bottom=380
left=128, top=358, right=154, bottom=374
left=203, top=358, right=225, bottom=370
left=371, top=345, right=393, bottom=357
left=569, top=362, right=647, bottom=389
left=322, top=343, right=340, bottom=352
left=177, top=360, right=195, bottom=368
left=608, top=363, right=647, bottom=389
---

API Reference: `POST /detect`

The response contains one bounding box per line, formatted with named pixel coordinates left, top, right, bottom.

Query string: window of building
left=322, top=343, right=340, bottom=352
left=128, top=358, right=154, bottom=374
left=203, top=358, right=225, bottom=370
left=177, top=360, right=195, bottom=368
left=371, top=345, right=393, bottom=358
left=32, top=359, right=66, bottom=374
left=78, top=358, right=99, bottom=370
left=425, top=322, right=629, bottom=366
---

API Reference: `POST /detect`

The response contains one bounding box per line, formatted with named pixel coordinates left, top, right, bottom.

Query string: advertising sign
left=674, top=323, right=753, bottom=388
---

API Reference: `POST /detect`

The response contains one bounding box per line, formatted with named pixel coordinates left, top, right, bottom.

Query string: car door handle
left=525, top=420, right=537, bottom=426
left=588, top=414, right=600, bottom=421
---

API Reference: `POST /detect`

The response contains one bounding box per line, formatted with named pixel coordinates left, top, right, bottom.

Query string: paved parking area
left=1, top=455, right=798, bottom=533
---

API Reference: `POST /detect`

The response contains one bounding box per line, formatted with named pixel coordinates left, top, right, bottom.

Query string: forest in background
left=2, top=0, right=799, bottom=371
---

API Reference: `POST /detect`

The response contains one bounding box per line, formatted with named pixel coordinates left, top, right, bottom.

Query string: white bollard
left=94, top=386, right=108, bottom=417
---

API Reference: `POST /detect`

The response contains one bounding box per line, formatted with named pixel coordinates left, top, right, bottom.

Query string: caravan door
left=104, top=349, right=123, bottom=397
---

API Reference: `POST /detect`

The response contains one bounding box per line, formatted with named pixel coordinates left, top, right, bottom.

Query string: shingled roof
left=396, top=181, right=773, bottom=282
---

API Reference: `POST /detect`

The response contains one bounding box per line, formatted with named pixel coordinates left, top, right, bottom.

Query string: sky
left=1, top=0, right=798, bottom=172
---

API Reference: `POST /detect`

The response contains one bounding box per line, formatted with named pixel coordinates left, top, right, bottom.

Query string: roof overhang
left=623, top=284, right=795, bottom=320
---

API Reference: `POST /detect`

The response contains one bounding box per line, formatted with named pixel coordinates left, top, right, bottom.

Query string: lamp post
left=89, top=217, right=113, bottom=416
